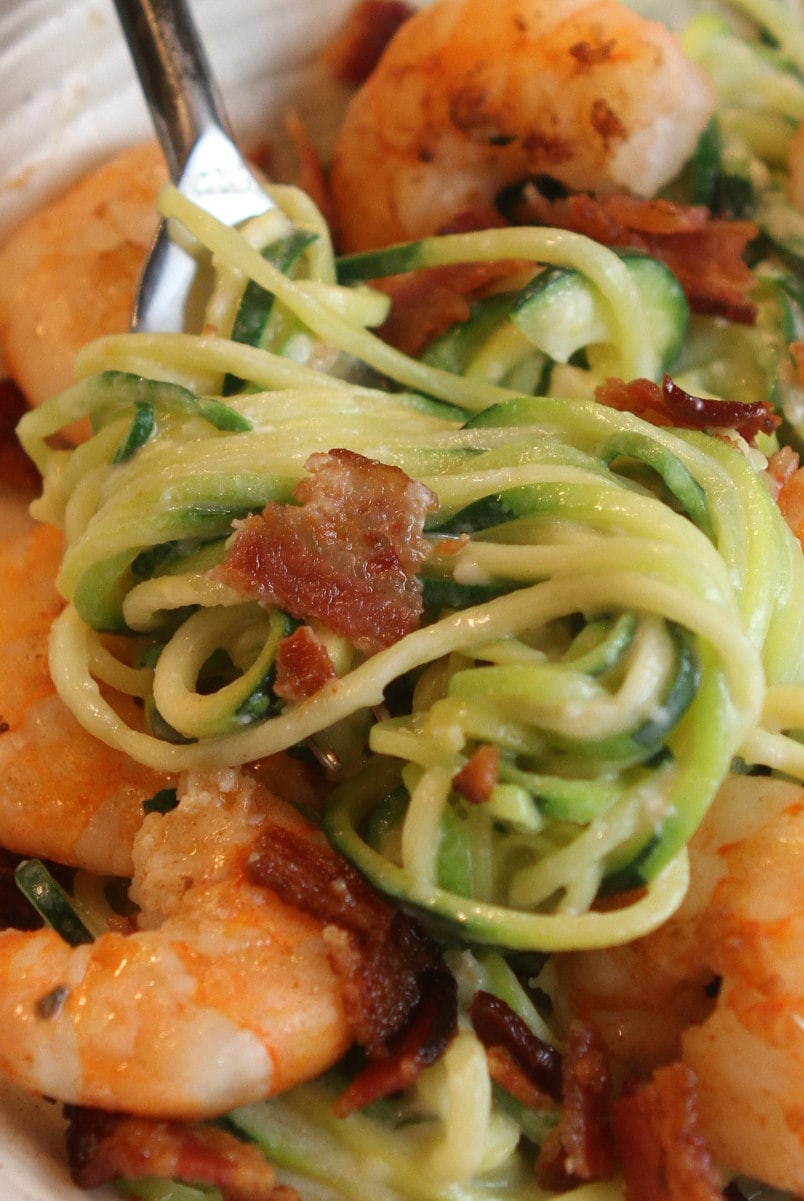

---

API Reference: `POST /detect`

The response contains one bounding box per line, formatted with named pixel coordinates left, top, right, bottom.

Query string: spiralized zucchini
left=16, top=0, right=804, bottom=967
left=17, top=163, right=804, bottom=958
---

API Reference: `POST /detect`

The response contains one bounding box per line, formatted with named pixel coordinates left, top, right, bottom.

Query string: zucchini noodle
left=19, top=169, right=804, bottom=957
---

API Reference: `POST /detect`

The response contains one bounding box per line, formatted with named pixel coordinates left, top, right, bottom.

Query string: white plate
left=0, top=0, right=362, bottom=241
left=0, top=0, right=359, bottom=1193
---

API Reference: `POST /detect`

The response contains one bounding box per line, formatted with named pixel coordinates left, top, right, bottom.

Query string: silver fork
left=113, top=0, right=275, bottom=332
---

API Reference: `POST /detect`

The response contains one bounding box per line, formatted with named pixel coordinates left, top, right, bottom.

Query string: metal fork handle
left=112, top=0, right=232, bottom=180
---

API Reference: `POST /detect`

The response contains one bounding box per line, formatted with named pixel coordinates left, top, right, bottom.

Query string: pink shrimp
left=0, top=769, right=354, bottom=1118
left=329, top=0, right=715, bottom=250
left=559, top=773, right=804, bottom=1194
left=0, top=521, right=168, bottom=876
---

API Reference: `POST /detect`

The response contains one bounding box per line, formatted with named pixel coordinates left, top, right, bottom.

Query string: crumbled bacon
left=594, top=374, right=779, bottom=443
left=332, top=957, right=456, bottom=1116
left=65, top=1108, right=294, bottom=1201
left=452, top=744, right=500, bottom=803
left=507, top=188, right=758, bottom=324
left=273, top=625, right=337, bottom=702
left=613, top=1063, right=725, bottom=1201
left=560, top=1021, right=616, bottom=1179
left=469, top=990, right=562, bottom=1100
left=217, top=449, right=437, bottom=654
left=537, top=1021, right=616, bottom=1190
left=484, top=1043, right=557, bottom=1110
left=373, top=258, right=520, bottom=357
left=246, top=821, right=457, bottom=1114
left=321, top=0, right=414, bottom=85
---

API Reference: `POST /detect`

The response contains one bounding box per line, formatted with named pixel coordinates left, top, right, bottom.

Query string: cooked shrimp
left=559, top=773, right=804, bottom=1194
left=0, top=522, right=168, bottom=876
left=0, top=142, right=165, bottom=426
left=329, top=0, right=716, bottom=251
left=0, top=768, right=353, bottom=1118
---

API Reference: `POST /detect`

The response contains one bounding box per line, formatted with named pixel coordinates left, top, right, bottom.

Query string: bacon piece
left=537, top=1021, right=616, bottom=1190
left=561, top=1020, right=616, bottom=1180
left=613, top=1063, right=724, bottom=1201
left=452, top=744, right=500, bottom=803
left=374, top=258, right=520, bottom=357
left=218, top=449, right=437, bottom=654
left=484, top=1043, right=557, bottom=1110
left=470, top=990, right=562, bottom=1100
left=595, top=374, right=779, bottom=443
left=321, top=0, right=415, bottom=85
left=273, top=625, right=336, bottom=702
left=246, top=822, right=457, bottom=1114
left=333, top=960, right=456, bottom=1116
left=65, top=1107, right=294, bottom=1201
left=509, top=188, right=758, bottom=324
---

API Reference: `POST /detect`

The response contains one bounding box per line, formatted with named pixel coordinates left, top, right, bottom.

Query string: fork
left=113, top=0, right=275, bottom=332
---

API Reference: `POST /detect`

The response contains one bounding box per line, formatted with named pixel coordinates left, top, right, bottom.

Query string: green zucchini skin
left=340, top=242, right=688, bottom=388
left=224, top=229, right=318, bottom=395
left=14, top=860, right=93, bottom=947
left=508, top=250, right=688, bottom=372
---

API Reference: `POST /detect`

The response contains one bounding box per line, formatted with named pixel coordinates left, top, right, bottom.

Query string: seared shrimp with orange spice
left=0, top=769, right=353, bottom=1117
left=559, top=773, right=804, bottom=1195
left=0, top=522, right=168, bottom=876
left=0, top=143, right=165, bottom=425
left=329, top=0, right=715, bottom=250
left=0, top=765, right=451, bottom=1118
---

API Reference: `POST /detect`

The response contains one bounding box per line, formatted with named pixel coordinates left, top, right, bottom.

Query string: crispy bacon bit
left=561, top=1020, right=616, bottom=1179
left=246, top=822, right=457, bottom=1114
left=273, top=625, right=337, bottom=702
left=321, top=0, right=414, bottom=84
left=485, top=1043, right=557, bottom=1110
left=65, top=1107, right=293, bottom=1201
left=218, top=449, right=437, bottom=654
left=373, top=259, right=519, bottom=356
left=537, top=1021, right=616, bottom=1190
left=614, top=1063, right=724, bottom=1201
left=333, top=961, right=456, bottom=1116
left=469, top=990, right=562, bottom=1100
left=452, top=744, right=500, bottom=803
left=508, top=188, right=758, bottom=323
left=595, top=374, right=779, bottom=443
